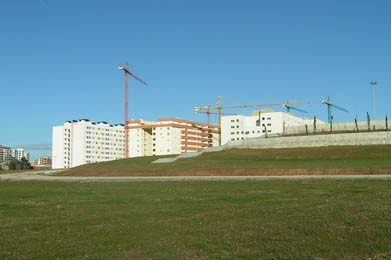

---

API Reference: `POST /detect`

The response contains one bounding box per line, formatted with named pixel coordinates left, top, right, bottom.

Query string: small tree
left=20, top=157, right=33, bottom=170
left=8, top=160, right=17, bottom=170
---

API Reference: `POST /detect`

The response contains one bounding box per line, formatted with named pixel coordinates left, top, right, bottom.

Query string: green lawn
left=1, top=180, right=391, bottom=259
left=61, top=145, right=391, bottom=176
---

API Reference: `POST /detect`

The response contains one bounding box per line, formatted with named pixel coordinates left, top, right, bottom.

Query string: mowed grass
left=1, top=180, right=391, bottom=259
left=61, top=145, right=391, bottom=176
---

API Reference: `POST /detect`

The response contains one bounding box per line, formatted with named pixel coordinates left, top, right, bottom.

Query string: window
left=256, top=120, right=260, bottom=126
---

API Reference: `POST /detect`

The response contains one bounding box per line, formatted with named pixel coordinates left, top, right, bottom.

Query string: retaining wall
left=225, top=131, right=391, bottom=150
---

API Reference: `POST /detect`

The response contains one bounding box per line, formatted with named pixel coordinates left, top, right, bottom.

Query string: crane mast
left=118, top=62, right=148, bottom=158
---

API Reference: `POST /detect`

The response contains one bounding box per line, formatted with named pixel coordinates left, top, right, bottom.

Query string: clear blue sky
left=1, top=0, right=390, bottom=160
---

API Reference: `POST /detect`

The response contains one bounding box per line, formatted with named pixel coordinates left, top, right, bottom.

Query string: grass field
left=61, top=145, right=391, bottom=176
left=1, top=180, right=391, bottom=259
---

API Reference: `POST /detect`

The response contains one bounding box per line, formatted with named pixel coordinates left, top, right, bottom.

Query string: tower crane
left=194, top=105, right=236, bottom=125
left=118, top=62, right=148, bottom=158
left=321, top=97, right=348, bottom=124
left=195, top=97, right=309, bottom=145
left=282, top=100, right=310, bottom=113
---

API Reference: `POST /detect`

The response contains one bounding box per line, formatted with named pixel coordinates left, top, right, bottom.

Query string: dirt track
left=1, top=170, right=391, bottom=182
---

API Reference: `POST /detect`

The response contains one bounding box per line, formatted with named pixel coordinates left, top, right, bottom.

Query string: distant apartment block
left=127, top=118, right=220, bottom=157
left=221, top=110, right=318, bottom=145
left=52, top=120, right=125, bottom=169
left=11, top=148, right=30, bottom=162
left=33, top=156, right=52, bottom=167
left=0, top=145, right=12, bottom=162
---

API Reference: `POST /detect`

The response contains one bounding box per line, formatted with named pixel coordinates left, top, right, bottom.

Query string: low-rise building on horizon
left=33, top=156, right=52, bottom=167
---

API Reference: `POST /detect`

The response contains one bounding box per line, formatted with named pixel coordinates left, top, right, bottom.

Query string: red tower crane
left=118, top=62, right=148, bottom=158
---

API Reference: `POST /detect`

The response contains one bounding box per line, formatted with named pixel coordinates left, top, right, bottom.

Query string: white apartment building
left=52, top=119, right=125, bottom=169
left=11, top=148, right=30, bottom=162
left=127, top=118, right=220, bottom=157
left=52, top=118, right=220, bottom=169
left=221, top=110, right=315, bottom=145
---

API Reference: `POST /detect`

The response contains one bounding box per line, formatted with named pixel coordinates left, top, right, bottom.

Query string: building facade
left=52, top=118, right=220, bottom=169
left=11, top=148, right=30, bottom=162
left=33, top=156, right=52, bottom=167
left=52, top=120, right=125, bottom=169
left=221, top=110, right=315, bottom=145
left=0, top=145, right=12, bottom=162
left=127, top=118, right=220, bottom=157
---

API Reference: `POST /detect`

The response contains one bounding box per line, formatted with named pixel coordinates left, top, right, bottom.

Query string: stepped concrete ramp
left=152, top=145, right=227, bottom=164
left=177, top=151, right=203, bottom=158
left=151, top=157, right=178, bottom=164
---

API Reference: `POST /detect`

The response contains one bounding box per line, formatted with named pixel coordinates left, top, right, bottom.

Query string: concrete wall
left=225, top=131, right=391, bottom=150
left=284, top=120, right=388, bottom=135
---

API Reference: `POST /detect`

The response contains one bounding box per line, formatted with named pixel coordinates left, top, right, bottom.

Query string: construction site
left=50, top=64, right=389, bottom=170
left=3, top=1, right=391, bottom=259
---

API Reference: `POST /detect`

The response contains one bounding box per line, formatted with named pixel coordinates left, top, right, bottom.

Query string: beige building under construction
left=127, top=118, right=220, bottom=157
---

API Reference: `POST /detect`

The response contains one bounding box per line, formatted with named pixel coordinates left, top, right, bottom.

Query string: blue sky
left=1, top=0, right=390, bottom=159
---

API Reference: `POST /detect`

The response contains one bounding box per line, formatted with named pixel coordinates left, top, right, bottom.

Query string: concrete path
left=1, top=171, right=391, bottom=183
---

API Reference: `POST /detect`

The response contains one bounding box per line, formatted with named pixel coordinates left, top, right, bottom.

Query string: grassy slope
left=0, top=180, right=390, bottom=259
left=61, top=145, right=391, bottom=176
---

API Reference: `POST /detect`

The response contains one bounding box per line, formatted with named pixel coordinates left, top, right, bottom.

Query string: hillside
left=58, top=145, right=391, bottom=177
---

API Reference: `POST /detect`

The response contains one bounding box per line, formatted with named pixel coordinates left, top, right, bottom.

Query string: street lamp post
left=370, top=81, right=378, bottom=120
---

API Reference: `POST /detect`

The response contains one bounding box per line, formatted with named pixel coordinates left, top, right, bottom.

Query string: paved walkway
left=1, top=170, right=391, bottom=183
